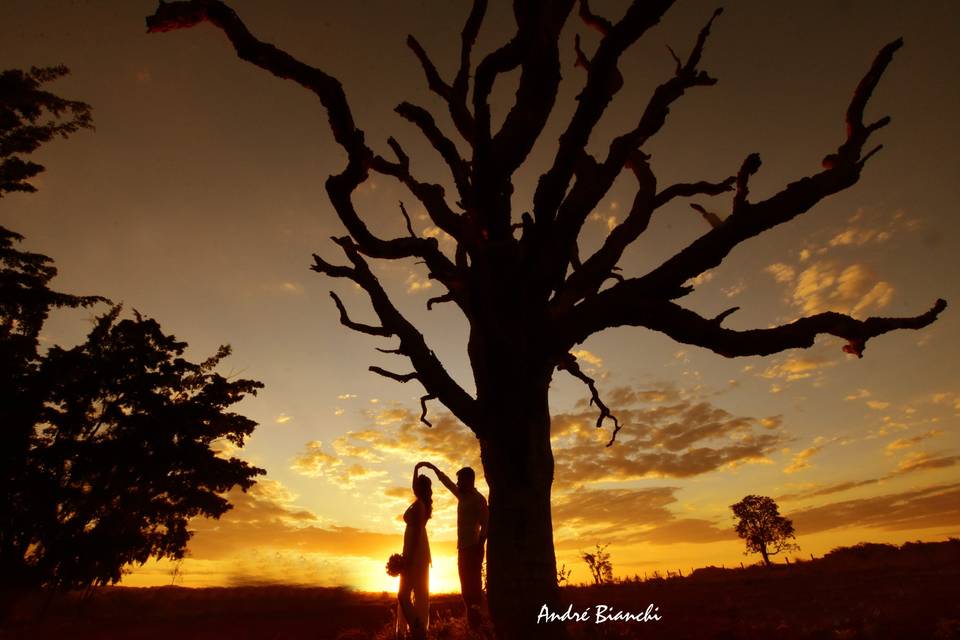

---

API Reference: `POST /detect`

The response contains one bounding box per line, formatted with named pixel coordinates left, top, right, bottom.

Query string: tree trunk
left=760, top=544, right=771, bottom=567
left=477, top=369, right=569, bottom=640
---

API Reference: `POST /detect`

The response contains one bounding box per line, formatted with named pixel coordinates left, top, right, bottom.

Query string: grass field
left=2, top=540, right=958, bottom=639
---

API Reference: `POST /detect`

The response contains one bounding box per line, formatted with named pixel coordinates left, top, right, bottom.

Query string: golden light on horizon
left=356, top=555, right=462, bottom=595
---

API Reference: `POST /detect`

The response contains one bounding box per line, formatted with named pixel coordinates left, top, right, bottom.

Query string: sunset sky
left=2, top=1, right=959, bottom=592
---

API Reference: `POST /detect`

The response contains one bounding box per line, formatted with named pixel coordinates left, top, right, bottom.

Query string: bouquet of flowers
left=386, top=553, right=405, bottom=577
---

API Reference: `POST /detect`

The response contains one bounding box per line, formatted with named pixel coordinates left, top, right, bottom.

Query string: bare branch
left=557, top=352, right=622, bottom=446
left=563, top=296, right=947, bottom=360
left=472, top=2, right=575, bottom=238
left=419, top=393, right=437, bottom=427
left=533, top=1, right=673, bottom=228
left=552, top=159, right=732, bottom=310
left=145, top=2, right=462, bottom=293
left=395, top=102, right=472, bottom=201
left=329, top=291, right=393, bottom=337
left=733, top=153, right=762, bottom=211
left=407, top=33, right=476, bottom=144
left=578, top=0, right=613, bottom=35
left=370, top=145, right=464, bottom=245
left=406, top=35, right=451, bottom=99
left=840, top=38, right=903, bottom=161
left=620, top=40, right=906, bottom=300
left=654, top=176, right=735, bottom=209
left=327, top=236, right=479, bottom=429
left=573, top=34, right=590, bottom=71
left=690, top=204, right=724, bottom=229
left=426, top=292, right=455, bottom=311
left=452, top=0, right=487, bottom=111
left=711, top=306, right=740, bottom=325
left=543, top=6, right=724, bottom=297
left=310, top=253, right=354, bottom=279
left=369, top=366, right=418, bottom=383
left=398, top=201, right=416, bottom=238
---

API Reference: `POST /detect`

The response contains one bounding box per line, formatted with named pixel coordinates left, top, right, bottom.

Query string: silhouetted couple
left=397, top=461, right=489, bottom=639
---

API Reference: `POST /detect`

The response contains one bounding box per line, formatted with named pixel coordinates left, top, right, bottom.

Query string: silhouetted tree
left=0, top=67, right=265, bottom=592
left=145, top=3, right=946, bottom=637
left=581, top=544, right=613, bottom=585
left=731, top=495, right=799, bottom=567
left=0, top=66, right=92, bottom=196
left=1, top=66, right=102, bottom=592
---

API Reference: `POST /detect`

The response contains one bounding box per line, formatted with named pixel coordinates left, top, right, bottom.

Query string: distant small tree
left=581, top=544, right=613, bottom=585
left=556, top=563, right=572, bottom=587
left=731, top=495, right=799, bottom=567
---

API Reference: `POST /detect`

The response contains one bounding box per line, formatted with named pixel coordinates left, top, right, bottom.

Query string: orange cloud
left=551, top=487, right=732, bottom=549
left=789, top=483, right=960, bottom=534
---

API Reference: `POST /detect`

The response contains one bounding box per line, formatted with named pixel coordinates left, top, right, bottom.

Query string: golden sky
left=2, top=1, right=959, bottom=592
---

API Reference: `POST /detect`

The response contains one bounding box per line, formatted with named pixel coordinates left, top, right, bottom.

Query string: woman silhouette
left=397, top=464, right=432, bottom=639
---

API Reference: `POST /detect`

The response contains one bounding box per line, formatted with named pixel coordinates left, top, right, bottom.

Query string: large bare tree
left=146, top=2, right=945, bottom=638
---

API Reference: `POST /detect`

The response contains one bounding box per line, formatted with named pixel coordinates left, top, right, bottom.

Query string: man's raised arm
left=419, top=461, right=459, bottom=498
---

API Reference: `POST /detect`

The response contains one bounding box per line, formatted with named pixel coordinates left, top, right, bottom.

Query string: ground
left=2, top=541, right=958, bottom=640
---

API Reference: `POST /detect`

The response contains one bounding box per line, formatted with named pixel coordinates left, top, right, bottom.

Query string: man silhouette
left=416, top=461, right=488, bottom=629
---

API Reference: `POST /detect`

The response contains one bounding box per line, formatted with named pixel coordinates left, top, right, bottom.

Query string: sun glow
left=356, top=554, right=462, bottom=595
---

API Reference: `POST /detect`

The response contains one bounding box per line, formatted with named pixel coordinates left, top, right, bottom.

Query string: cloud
left=275, top=413, right=293, bottom=424
left=290, top=440, right=387, bottom=488
left=572, top=349, right=604, bottom=368
left=793, top=262, right=893, bottom=316
left=301, top=384, right=781, bottom=500
left=290, top=441, right=341, bottom=477
left=335, top=406, right=483, bottom=475
left=551, top=487, right=732, bottom=548
left=789, top=483, right=960, bottom=534
left=779, top=443, right=957, bottom=502
left=845, top=388, right=871, bottom=401
left=687, top=270, right=715, bottom=287
left=185, top=479, right=404, bottom=563
left=262, top=281, right=305, bottom=296
left=721, top=280, right=746, bottom=298
left=823, top=208, right=917, bottom=249
left=761, top=356, right=834, bottom=382
left=552, top=385, right=786, bottom=488
left=337, top=393, right=358, bottom=400
left=405, top=272, right=433, bottom=294
left=894, top=451, right=960, bottom=475
left=884, top=430, right=943, bottom=455
left=765, top=263, right=795, bottom=284
left=783, top=437, right=830, bottom=474
left=778, top=478, right=881, bottom=502
left=767, top=256, right=895, bottom=318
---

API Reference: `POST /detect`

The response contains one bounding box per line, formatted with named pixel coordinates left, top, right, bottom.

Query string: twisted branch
left=557, top=353, right=622, bottom=446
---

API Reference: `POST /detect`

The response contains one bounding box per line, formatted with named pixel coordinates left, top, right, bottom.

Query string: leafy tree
left=0, top=66, right=92, bottom=195
left=145, top=2, right=946, bottom=637
left=581, top=544, right=613, bottom=585
left=0, top=67, right=265, bottom=591
left=731, top=495, right=799, bottom=567
left=1, top=66, right=102, bottom=589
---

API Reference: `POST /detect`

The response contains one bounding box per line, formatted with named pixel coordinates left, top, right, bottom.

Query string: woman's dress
left=397, top=501, right=431, bottom=637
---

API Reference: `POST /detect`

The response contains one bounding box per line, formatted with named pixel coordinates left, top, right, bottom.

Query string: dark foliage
left=0, top=66, right=92, bottom=196
left=0, top=238, right=266, bottom=592
left=0, top=67, right=264, bottom=591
